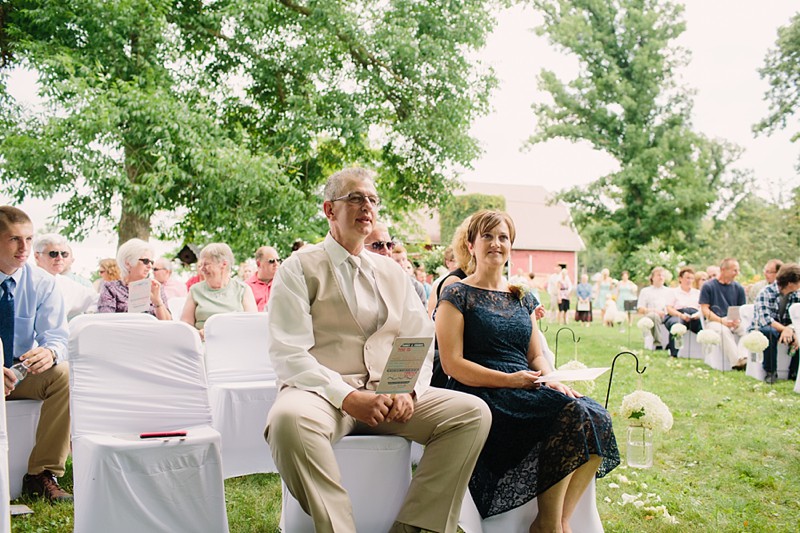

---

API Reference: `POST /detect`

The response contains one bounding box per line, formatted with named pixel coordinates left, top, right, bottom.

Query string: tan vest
left=297, top=247, right=408, bottom=391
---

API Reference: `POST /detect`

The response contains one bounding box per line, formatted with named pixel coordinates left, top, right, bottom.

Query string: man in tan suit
left=266, top=168, right=491, bottom=533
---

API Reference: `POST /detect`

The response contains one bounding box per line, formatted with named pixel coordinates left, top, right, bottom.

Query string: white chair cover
left=69, top=321, right=228, bottom=533
left=677, top=332, right=703, bottom=359
left=5, top=400, right=41, bottom=500
left=67, top=312, right=157, bottom=362
left=204, top=312, right=277, bottom=478
left=280, top=435, right=412, bottom=533
left=0, top=340, right=9, bottom=533
left=168, top=296, right=187, bottom=321
left=458, top=479, right=602, bottom=533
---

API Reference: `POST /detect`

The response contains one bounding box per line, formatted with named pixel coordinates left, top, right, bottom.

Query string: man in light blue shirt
left=1, top=206, right=72, bottom=502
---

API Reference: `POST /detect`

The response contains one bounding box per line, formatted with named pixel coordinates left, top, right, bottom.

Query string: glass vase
left=673, top=334, right=684, bottom=351
left=626, top=424, right=654, bottom=469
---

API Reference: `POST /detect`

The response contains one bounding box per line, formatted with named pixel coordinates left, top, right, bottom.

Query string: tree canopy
left=755, top=11, right=800, bottom=169
left=0, top=0, right=498, bottom=257
left=530, top=0, right=744, bottom=270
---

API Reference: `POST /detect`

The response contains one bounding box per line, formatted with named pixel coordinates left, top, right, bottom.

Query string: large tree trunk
left=117, top=200, right=151, bottom=247
left=117, top=141, right=152, bottom=247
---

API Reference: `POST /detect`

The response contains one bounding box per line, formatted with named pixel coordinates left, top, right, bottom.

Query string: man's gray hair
left=33, top=233, right=68, bottom=253
left=323, top=167, right=376, bottom=201
left=199, top=243, right=235, bottom=270
left=117, top=238, right=154, bottom=279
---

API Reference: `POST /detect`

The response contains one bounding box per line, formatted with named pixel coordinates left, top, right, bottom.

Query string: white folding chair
left=458, top=480, right=602, bottom=533
left=69, top=321, right=227, bottom=533
left=677, top=331, right=703, bottom=359
left=280, top=435, right=412, bottom=532
left=203, top=312, right=277, bottom=478
left=4, top=400, right=41, bottom=500
left=0, top=340, right=10, bottom=533
left=745, top=304, right=793, bottom=381
left=67, top=312, right=157, bottom=362
left=168, top=296, right=187, bottom=321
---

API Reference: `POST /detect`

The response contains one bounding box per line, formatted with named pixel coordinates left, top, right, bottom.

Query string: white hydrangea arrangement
left=637, top=317, right=654, bottom=331
left=620, top=390, right=673, bottom=432
left=741, top=330, right=769, bottom=353
left=557, top=359, right=596, bottom=393
left=696, top=329, right=721, bottom=345
left=669, top=323, right=687, bottom=336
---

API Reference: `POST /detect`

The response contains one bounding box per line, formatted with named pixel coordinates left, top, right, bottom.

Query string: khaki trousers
left=704, top=321, right=747, bottom=364
left=265, top=386, right=491, bottom=533
left=7, top=362, right=71, bottom=477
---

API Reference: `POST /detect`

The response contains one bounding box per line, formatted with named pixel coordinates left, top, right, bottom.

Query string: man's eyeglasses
left=369, top=241, right=395, bottom=251
left=330, top=192, right=381, bottom=207
left=266, top=259, right=281, bottom=265
left=138, top=258, right=154, bottom=266
left=47, top=251, right=70, bottom=258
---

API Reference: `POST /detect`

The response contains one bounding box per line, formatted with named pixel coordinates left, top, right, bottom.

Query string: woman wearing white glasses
left=97, top=238, right=171, bottom=320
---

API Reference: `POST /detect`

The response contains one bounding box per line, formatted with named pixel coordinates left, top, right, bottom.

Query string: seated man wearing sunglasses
left=245, top=246, right=281, bottom=311
left=365, top=223, right=427, bottom=307
left=33, top=233, right=96, bottom=319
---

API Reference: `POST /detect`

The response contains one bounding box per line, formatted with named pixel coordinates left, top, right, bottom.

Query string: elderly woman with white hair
left=97, top=238, right=171, bottom=320
left=181, top=243, right=257, bottom=339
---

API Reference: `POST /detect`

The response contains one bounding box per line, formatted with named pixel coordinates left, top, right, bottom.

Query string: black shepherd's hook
left=554, top=327, right=580, bottom=368
left=604, top=351, right=647, bottom=409
left=539, top=321, right=549, bottom=334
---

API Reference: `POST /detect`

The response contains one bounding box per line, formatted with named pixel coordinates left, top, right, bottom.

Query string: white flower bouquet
left=614, top=311, right=627, bottom=324
left=741, top=330, right=769, bottom=353
left=637, top=317, right=654, bottom=331
left=669, top=323, right=687, bottom=336
left=621, top=390, right=673, bottom=432
left=557, top=359, right=596, bottom=393
left=696, top=329, right=721, bottom=345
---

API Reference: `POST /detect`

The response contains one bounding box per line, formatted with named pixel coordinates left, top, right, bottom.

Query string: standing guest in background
left=546, top=264, right=561, bottom=322
left=664, top=267, right=702, bottom=357
left=593, top=268, right=615, bottom=321
left=637, top=267, right=671, bottom=350
left=266, top=168, right=491, bottom=533
left=33, top=234, right=96, bottom=319
left=97, top=238, right=171, bottom=320
left=700, top=258, right=748, bottom=369
left=1, top=206, right=73, bottom=502
left=751, top=263, right=800, bottom=383
left=94, top=258, right=121, bottom=292
left=415, top=265, right=432, bottom=300
left=436, top=210, right=619, bottom=531
left=246, top=246, right=281, bottom=312
left=152, top=257, right=188, bottom=300
left=181, top=243, right=257, bottom=339
left=574, top=273, right=593, bottom=326
left=556, top=265, right=572, bottom=325
left=615, top=270, right=638, bottom=321
left=747, top=259, right=783, bottom=304
left=62, top=245, right=93, bottom=288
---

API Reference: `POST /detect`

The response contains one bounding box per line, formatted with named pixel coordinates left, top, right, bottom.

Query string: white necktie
left=348, top=256, right=378, bottom=335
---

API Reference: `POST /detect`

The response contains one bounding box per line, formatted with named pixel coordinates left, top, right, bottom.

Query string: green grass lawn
left=10, top=321, right=800, bottom=532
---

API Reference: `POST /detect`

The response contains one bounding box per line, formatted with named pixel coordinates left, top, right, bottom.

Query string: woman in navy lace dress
left=436, top=210, right=619, bottom=533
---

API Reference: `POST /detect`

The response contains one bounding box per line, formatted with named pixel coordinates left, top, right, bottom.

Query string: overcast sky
left=463, top=1, right=799, bottom=198
left=3, top=1, right=799, bottom=275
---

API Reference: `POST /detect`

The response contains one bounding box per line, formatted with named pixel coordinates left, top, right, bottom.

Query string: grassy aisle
left=10, top=323, right=799, bottom=532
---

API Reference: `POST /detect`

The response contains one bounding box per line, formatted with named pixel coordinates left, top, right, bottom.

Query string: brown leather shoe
left=22, top=470, right=73, bottom=503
